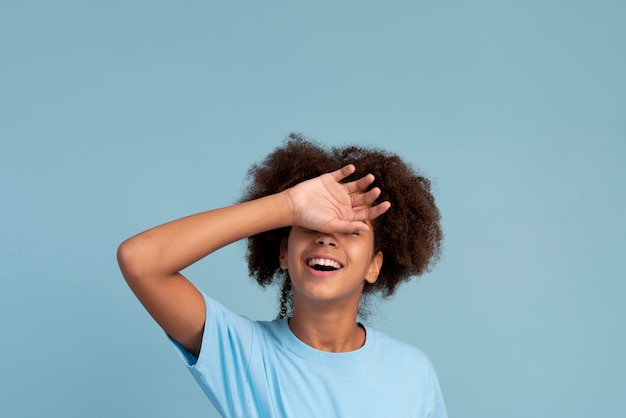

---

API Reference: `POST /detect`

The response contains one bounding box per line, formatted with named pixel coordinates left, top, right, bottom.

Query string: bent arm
left=117, top=192, right=294, bottom=357
left=117, top=165, right=389, bottom=357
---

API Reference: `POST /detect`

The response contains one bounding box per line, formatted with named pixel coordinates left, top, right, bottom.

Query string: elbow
left=117, top=236, right=149, bottom=284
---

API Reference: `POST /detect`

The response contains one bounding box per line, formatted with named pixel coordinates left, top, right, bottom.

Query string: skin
left=279, top=223, right=383, bottom=352
left=117, top=164, right=391, bottom=357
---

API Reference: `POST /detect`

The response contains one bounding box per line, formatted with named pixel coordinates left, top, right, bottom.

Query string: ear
left=279, top=238, right=288, bottom=270
left=365, top=251, right=383, bottom=284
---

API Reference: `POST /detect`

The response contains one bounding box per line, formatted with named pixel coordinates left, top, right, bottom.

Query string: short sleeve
left=428, top=363, right=448, bottom=418
left=168, top=291, right=256, bottom=417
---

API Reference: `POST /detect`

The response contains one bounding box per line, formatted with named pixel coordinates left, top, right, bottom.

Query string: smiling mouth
left=307, top=257, right=343, bottom=272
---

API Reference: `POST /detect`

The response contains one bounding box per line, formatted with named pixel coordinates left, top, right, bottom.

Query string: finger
left=368, top=201, right=391, bottom=219
left=351, top=187, right=381, bottom=207
left=344, top=173, right=375, bottom=194
left=330, top=164, right=356, bottom=182
left=332, top=219, right=370, bottom=234
left=353, top=201, right=391, bottom=221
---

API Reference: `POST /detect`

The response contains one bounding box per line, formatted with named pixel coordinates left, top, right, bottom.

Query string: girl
left=118, top=134, right=447, bottom=417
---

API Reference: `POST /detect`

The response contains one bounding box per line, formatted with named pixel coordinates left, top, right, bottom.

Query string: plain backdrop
left=1, top=1, right=625, bottom=417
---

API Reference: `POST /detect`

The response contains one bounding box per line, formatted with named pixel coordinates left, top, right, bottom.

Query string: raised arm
left=117, top=165, right=389, bottom=356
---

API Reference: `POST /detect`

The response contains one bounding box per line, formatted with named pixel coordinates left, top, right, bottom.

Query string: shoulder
left=366, top=326, right=436, bottom=371
left=362, top=326, right=446, bottom=414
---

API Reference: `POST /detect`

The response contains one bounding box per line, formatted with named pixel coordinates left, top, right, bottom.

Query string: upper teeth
left=308, top=258, right=341, bottom=269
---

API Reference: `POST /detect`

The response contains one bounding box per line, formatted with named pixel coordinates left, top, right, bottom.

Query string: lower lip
left=306, top=265, right=341, bottom=278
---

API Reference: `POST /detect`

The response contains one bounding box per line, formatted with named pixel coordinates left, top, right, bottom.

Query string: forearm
left=118, top=191, right=293, bottom=281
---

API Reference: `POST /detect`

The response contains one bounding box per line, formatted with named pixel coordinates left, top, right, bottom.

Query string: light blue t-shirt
left=170, top=292, right=447, bottom=418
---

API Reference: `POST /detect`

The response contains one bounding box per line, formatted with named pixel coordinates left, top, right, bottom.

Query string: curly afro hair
left=240, top=133, right=442, bottom=319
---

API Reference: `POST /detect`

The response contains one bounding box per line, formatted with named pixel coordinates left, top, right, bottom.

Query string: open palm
left=285, top=165, right=391, bottom=234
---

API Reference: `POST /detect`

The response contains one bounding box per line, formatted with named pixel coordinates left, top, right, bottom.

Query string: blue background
left=1, top=1, right=625, bottom=417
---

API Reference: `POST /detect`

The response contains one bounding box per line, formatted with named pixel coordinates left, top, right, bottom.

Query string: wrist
left=277, top=188, right=297, bottom=227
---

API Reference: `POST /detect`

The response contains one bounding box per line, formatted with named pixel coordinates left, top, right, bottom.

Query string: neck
left=288, top=300, right=365, bottom=353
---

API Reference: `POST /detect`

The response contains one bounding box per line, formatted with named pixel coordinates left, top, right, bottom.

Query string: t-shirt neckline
left=278, top=318, right=376, bottom=366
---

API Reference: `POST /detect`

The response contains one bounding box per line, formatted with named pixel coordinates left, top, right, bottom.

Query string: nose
left=316, top=233, right=337, bottom=247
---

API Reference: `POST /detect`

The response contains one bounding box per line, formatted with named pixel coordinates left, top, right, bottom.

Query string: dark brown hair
left=240, top=133, right=442, bottom=318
